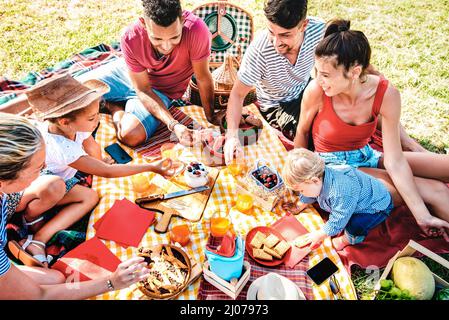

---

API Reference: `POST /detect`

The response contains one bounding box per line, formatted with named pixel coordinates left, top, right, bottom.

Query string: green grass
left=1, top=0, right=447, bottom=151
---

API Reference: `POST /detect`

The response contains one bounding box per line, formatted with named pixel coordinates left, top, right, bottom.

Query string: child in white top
left=18, top=74, right=176, bottom=267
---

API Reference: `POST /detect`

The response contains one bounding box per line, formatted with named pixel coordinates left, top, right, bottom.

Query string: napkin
left=51, top=237, right=121, bottom=281
left=272, top=214, right=311, bottom=268
left=95, top=198, right=156, bottom=247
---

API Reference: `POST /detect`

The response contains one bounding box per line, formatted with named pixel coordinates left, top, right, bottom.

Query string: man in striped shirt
left=224, top=0, right=325, bottom=163
left=223, top=0, right=426, bottom=164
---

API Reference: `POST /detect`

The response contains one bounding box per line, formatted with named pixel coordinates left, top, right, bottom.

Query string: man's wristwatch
left=168, top=120, right=180, bottom=132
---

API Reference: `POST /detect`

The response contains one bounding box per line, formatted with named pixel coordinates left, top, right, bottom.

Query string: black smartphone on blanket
left=105, top=143, right=133, bottom=164
left=307, top=257, right=339, bottom=285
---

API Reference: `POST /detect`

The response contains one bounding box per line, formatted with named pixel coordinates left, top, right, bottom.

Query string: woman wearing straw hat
left=0, top=113, right=150, bottom=299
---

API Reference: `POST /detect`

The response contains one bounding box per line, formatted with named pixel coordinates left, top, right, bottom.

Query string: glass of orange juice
left=235, top=194, right=254, bottom=214
left=228, top=158, right=247, bottom=177
left=169, top=224, right=191, bottom=247
left=131, top=172, right=155, bottom=194
left=210, top=211, right=231, bottom=237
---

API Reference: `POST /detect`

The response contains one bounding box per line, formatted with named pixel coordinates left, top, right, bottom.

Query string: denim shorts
left=344, top=199, right=394, bottom=245
left=76, top=58, right=171, bottom=142
left=40, top=170, right=79, bottom=193
left=318, top=144, right=382, bottom=168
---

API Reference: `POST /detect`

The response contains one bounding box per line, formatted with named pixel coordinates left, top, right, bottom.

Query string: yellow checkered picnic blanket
left=88, top=104, right=357, bottom=300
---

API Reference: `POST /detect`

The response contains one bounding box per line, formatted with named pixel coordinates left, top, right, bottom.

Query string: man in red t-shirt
left=83, top=0, right=216, bottom=147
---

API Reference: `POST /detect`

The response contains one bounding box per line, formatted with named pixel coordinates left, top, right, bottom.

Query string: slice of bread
left=250, top=231, right=267, bottom=249
left=253, top=248, right=273, bottom=261
left=263, top=234, right=280, bottom=248
left=262, top=245, right=282, bottom=259
left=274, top=240, right=291, bottom=257
left=292, top=234, right=311, bottom=248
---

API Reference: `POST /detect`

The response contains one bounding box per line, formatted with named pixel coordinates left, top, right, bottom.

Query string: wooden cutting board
left=139, top=168, right=220, bottom=233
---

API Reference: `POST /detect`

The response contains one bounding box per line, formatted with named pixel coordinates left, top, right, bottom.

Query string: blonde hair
left=0, top=113, right=43, bottom=181
left=282, top=148, right=325, bottom=188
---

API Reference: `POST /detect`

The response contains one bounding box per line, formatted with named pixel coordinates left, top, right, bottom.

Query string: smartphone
left=104, top=143, right=133, bottom=164
left=306, top=257, right=339, bottom=285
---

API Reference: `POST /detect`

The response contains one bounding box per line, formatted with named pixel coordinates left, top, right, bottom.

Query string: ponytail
left=316, top=19, right=371, bottom=74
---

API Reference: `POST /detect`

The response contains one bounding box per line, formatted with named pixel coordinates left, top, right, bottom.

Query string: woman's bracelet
left=106, top=279, right=115, bottom=291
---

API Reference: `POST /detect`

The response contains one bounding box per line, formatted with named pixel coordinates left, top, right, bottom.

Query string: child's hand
left=103, top=155, right=115, bottom=165
left=149, top=158, right=174, bottom=178
left=307, top=230, right=327, bottom=250
left=281, top=201, right=308, bottom=215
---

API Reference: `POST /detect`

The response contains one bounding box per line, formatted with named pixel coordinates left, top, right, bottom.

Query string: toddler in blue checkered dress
left=282, top=148, right=394, bottom=250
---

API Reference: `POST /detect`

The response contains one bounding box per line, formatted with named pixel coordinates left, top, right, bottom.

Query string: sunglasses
left=329, top=274, right=345, bottom=300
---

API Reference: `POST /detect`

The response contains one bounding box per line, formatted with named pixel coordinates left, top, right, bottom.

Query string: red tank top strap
left=372, top=77, right=389, bottom=115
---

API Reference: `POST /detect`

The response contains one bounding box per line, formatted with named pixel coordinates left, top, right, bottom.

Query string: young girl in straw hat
left=0, top=113, right=150, bottom=299
left=9, top=73, right=176, bottom=268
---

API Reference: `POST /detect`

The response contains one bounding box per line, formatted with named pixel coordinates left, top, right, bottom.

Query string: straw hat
left=25, top=73, right=110, bottom=121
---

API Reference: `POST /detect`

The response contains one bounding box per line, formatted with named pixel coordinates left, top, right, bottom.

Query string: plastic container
left=249, top=159, right=284, bottom=192
left=205, top=236, right=244, bottom=282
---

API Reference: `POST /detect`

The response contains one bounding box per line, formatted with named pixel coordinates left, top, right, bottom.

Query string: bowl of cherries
left=249, top=160, right=284, bottom=192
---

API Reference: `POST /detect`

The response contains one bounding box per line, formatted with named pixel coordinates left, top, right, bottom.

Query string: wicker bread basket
left=137, top=244, right=192, bottom=300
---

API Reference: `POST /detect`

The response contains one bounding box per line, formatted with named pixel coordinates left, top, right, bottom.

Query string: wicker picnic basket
left=189, top=0, right=257, bottom=109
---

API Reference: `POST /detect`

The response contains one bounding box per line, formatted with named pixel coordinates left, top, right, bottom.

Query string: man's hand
left=224, top=135, right=243, bottom=165
left=206, top=109, right=226, bottom=127
left=416, top=216, right=449, bottom=242
left=173, top=124, right=194, bottom=146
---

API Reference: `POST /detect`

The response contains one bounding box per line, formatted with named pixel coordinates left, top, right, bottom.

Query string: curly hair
left=141, top=0, right=183, bottom=27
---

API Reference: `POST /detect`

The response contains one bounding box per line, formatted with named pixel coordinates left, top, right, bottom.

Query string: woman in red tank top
left=294, top=20, right=449, bottom=240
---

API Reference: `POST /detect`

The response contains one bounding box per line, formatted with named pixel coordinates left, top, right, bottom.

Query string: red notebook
left=94, top=198, right=156, bottom=248
left=271, top=214, right=311, bottom=268
left=51, top=237, right=121, bottom=281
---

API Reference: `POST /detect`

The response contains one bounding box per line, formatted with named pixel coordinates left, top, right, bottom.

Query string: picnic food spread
left=137, top=245, right=191, bottom=299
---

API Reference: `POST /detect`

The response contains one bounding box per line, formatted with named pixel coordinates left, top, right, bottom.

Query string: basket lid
left=192, top=0, right=254, bottom=64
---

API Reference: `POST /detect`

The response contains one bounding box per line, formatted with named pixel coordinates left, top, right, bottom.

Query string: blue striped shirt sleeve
left=0, top=247, right=11, bottom=276
left=237, top=34, right=266, bottom=87
left=322, top=194, right=359, bottom=237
